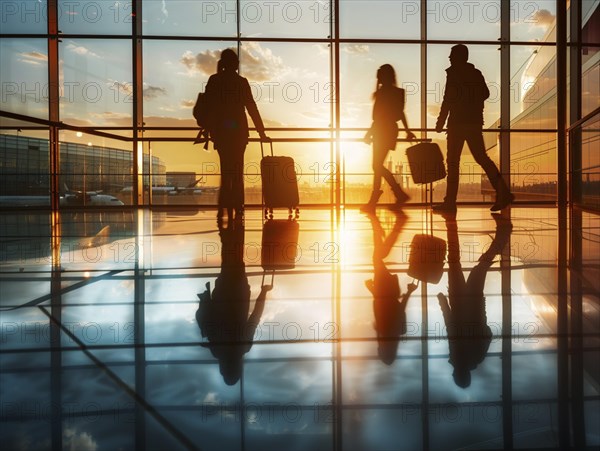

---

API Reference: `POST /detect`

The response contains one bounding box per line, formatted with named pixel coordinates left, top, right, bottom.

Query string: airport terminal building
left=0, top=133, right=165, bottom=197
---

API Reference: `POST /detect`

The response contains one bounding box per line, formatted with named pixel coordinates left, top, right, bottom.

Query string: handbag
left=407, top=234, right=447, bottom=284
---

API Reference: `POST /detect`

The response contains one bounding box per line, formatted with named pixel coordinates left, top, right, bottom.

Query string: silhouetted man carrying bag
left=434, top=44, right=513, bottom=213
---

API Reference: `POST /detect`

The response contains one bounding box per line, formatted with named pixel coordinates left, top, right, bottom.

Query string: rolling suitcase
left=261, top=218, right=300, bottom=271
left=406, top=142, right=446, bottom=184
left=261, top=142, right=300, bottom=219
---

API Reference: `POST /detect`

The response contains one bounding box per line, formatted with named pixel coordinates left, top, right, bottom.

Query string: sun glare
left=340, top=141, right=370, bottom=175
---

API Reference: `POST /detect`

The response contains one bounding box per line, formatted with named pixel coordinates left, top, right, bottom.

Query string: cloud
left=143, top=84, right=167, bottom=100
left=203, top=392, right=219, bottom=403
left=181, top=99, right=195, bottom=108
left=160, top=0, right=169, bottom=22
left=239, top=42, right=285, bottom=81
left=18, top=59, right=42, bottom=66
left=180, top=49, right=220, bottom=76
left=87, top=112, right=284, bottom=129
left=427, top=104, right=440, bottom=118
left=104, top=82, right=166, bottom=101
left=21, top=51, right=47, bottom=61
left=61, top=112, right=132, bottom=127
left=300, top=111, right=323, bottom=119
left=18, top=51, right=47, bottom=66
left=63, top=428, right=97, bottom=451
left=531, top=9, right=555, bottom=27
left=180, top=43, right=285, bottom=81
left=314, top=43, right=330, bottom=56
left=62, top=118, right=94, bottom=127
left=66, top=43, right=100, bottom=58
left=263, top=117, right=285, bottom=127
left=94, top=112, right=131, bottom=120
left=111, top=81, right=133, bottom=96
left=88, top=112, right=132, bottom=126
left=343, top=44, right=370, bottom=54
left=141, top=115, right=197, bottom=127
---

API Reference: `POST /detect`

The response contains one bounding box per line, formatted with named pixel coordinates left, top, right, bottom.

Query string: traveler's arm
left=398, top=89, right=416, bottom=139
left=245, top=284, right=271, bottom=341
left=399, top=111, right=416, bottom=140
left=436, top=76, right=450, bottom=133
left=363, top=124, right=374, bottom=144
left=479, top=71, right=490, bottom=101
left=243, top=79, right=269, bottom=141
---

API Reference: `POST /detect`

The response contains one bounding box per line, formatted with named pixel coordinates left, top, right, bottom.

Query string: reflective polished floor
left=1, top=206, right=599, bottom=450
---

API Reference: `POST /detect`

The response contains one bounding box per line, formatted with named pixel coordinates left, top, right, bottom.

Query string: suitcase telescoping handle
left=261, top=141, right=274, bottom=158
left=261, top=270, right=275, bottom=287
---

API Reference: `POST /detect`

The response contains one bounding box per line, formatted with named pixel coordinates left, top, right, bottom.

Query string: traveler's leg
left=231, top=147, right=245, bottom=216
left=217, top=150, right=228, bottom=215
left=445, top=131, right=464, bottom=205
left=381, top=166, right=409, bottom=209
left=433, top=130, right=463, bottom=212
left=361, top=145, right=386, bottom=212
left=372, top=145, right=386, bottom=194
left=466, top=130, right=513, bottom=211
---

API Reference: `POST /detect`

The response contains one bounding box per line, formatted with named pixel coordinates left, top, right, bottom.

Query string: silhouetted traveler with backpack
left=204, top=48, right=270, bottom=220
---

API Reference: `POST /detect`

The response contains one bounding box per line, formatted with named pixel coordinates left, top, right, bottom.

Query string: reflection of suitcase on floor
left=406, top=142, right=446, bottom=184
left=261, top=219, right=300, bottom=270
left=261, top=142, right=300, bottom=219
left=407, top=234, right=447, bottom=284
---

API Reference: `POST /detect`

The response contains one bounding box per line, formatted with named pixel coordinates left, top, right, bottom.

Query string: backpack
left=192, top=91, right=212, bottom=150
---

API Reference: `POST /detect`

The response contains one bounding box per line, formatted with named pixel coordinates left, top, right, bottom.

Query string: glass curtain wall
left=3, top=1, right=597, bottom=208
left=576, top=0, right=600, bottom=210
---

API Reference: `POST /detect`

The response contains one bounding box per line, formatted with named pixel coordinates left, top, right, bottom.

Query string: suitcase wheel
left=287, top=207, right=299, bottom=220
left=264, top=207, right=297, bottom=219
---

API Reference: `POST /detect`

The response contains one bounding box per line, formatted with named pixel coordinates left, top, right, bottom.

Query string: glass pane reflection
left=339, top=0, right=420, bottom=39
left=240, top=0, right=331, bottom=38
left=59, top=39, right=132, bottom=126
left=0, top=39, right=48, bottom=119
left=143, top=0, right=237, bottom=37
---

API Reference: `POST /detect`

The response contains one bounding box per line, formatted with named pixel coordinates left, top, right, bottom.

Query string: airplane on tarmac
left=61, top=184, right=125, bottom=206
left=120, top=176, right=219, bottom=197
left=0, top=184, right=125, bottom=207
left=0, top=194, right=124, bottom=207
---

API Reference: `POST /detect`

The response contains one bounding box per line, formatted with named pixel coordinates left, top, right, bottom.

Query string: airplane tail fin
left=90, top=225, right=111, bottom=248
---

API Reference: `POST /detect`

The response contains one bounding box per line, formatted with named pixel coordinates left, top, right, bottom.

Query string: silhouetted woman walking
left=365, top=211, right=418, bottom=364
left=362, top=64, right=415, bottom=212
left=205, top=48, right=270, bottom=220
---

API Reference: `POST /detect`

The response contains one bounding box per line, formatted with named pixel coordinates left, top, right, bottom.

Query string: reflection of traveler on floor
left=362, top=64, right=416, bottom=213
left=365, top=211, right=418, bottom=364
left=195, top=218, right=272, bottom=385
left=204, top=48, right=270, bottom=220
left=438, top=214, right=513, bottom=387
left=434, top=44, right=513, bottom=213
